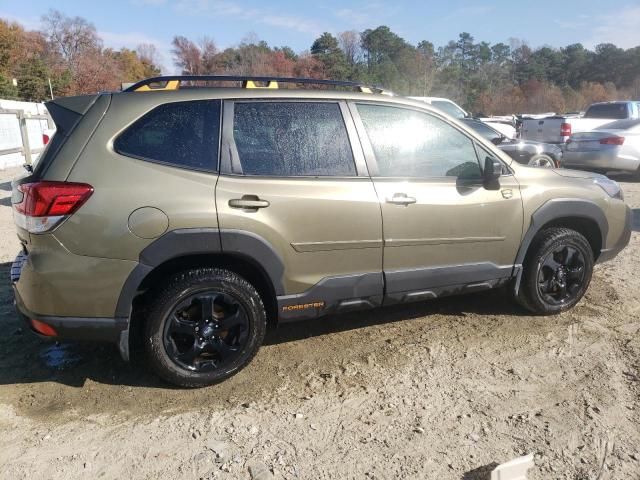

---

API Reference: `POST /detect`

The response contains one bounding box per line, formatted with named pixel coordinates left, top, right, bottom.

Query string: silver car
left=563, top=119, right=640, bottom=173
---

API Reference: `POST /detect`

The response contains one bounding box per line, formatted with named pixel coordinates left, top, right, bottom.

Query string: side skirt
left=277, top=263, right=516, bottom=322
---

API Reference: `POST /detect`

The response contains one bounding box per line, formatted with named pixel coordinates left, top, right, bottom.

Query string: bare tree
left=172, top=35, right=201, bottom=74
left=199, top=37, right=217, bottom=73
left=41, top=9, right=100, bottom=70
left=338, top=30, right=361, bottom=65
left=137, top=43, right=160, bottom=67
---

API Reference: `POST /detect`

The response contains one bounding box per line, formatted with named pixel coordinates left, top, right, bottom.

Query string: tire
left=528, top=154, right=556, bottom=168
left=144, top=268, right=267, bottom=388
left=516, top=228, right=594, bottom=315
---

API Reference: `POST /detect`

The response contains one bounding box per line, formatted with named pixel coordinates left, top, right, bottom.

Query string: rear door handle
left=229, top=195, right=270, bottom=210
left=386, top=193, right=416, bottom=205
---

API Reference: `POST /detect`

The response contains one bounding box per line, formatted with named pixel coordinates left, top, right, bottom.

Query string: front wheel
left=528, top=154, right=556, bottom=168
left=144, top=268, right=267, bottom=387
left=516, top=228, right=594, bottom=314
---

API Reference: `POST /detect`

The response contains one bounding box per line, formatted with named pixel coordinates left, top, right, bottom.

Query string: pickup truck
left=520, top=101, right=640, bottom=144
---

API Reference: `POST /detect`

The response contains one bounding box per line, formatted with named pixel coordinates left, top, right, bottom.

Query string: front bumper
left=597, top=205, right=633, bottom=263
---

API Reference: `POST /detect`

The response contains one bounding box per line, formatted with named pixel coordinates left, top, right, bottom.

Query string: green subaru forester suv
left=11, top=76, right=632, bottom=387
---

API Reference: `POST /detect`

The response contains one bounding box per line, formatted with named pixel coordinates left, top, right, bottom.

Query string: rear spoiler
left=45, top=94, right=100, bottom=134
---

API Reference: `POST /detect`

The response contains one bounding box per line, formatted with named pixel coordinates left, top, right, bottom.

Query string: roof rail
left=123, top=75, right=392, bottom=94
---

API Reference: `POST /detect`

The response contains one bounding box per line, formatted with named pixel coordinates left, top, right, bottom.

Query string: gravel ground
left=0, top=166, right=639, bottom=480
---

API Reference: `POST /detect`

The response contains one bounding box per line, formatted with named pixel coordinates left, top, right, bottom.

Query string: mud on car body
left=11, top=76, right=632, bottom=387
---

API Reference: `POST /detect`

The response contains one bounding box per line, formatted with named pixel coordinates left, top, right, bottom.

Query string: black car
left=462, top=118, right=562, bottom=168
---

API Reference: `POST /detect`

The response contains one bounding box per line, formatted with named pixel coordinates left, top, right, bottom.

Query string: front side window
left=231, top=102, right=356, bottom=176
left=115, top=100, right=220, bottom=170
left=357, top=104, right=481, bottom=178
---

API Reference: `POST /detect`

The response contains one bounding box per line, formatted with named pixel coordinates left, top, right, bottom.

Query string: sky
left=1, top=0, right=639, bottom=73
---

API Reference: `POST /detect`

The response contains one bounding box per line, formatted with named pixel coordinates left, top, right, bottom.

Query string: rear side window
left=584, top=103, right=628, bottom=119
left=231, top=102, right=356, bottom=176
left=115, top=100, right=220, bottom=171
left=357, top=104, right=481, bottom=178
left=431, top=100, right=466, bottom=119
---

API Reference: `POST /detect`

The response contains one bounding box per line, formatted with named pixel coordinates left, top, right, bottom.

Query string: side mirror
left=483, top=156, right=503, bottom=182
left=491, top=136, right=504, bottom=145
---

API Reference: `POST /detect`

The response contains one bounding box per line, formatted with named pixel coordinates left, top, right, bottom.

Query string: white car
left=409, top=96, right=517, bottom=139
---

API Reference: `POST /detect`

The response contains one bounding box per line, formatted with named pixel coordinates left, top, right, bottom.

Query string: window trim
left=113, top=99, right=222, bottom=174
left=349, top=100, right=510, bottom=180
left=219, top=99, right=367, bottom=179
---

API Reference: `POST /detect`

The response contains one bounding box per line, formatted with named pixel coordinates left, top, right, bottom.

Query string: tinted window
left=584, top=103, right=628, bottom=119
left=431, top=100, right=466, bottom=118
left=115, top=100, right=220, bottom=170
left=357, top=104, right=481, bottom=178
left=463, top=119, right=502, bottom=142
left=232, top=102, right=356, bottom=176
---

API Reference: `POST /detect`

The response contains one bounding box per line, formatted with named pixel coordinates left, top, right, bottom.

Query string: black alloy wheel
left=516, top=227, right=594, bottom=314
left=145, top=268, right=267, bottom=388
left=163, top=292, right=250, bottom=372
left=536, top=245, right=586, bottom=306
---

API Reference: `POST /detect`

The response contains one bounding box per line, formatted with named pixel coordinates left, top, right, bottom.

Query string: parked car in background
left=521, top=101, right=640, bottom=145
left=409, top=96, right=517, bottom=138
left=562, top=119, right=640, bottom=173
left=476, top=116, right=517, bottom=139
left=408, top=96, right=468, bottom=118
left=462, top=118, right=561, bottom=167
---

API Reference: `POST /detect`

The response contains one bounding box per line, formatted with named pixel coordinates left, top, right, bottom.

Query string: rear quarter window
left=115, top=100, right=221, bottom=171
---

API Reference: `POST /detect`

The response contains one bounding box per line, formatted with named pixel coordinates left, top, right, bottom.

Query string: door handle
left=386, top=193, right=416, bottom=206
left=229, top=195, right=270, bottom=210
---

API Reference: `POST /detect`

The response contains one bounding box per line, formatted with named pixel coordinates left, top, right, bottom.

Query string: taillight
left=13, top=181, right=93, bottom=233
left=560, top=123, right=572, bottom=138
left=42, top=133, right=50, bottom=145
left=599, top=136, right=625, bottom=145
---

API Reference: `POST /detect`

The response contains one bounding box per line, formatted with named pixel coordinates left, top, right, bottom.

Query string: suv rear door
left=350, top=102, right=524, bottom=303
left=216, top=100, right=383, bottom=320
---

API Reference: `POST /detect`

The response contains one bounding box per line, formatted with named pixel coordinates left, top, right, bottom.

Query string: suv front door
left=351, top=103, right=524, bottom=303
left=216, top=100, right=383, bottom=320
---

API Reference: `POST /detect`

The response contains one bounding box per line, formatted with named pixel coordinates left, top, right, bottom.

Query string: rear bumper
left=562, top=150, right=640, bottom=172
left=597, top=205, right=632, bottom=263
left=11, top=253, right=131, bottom=360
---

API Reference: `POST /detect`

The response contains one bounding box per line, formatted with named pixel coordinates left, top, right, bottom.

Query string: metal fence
left=0, top=101, right=53, bottom=169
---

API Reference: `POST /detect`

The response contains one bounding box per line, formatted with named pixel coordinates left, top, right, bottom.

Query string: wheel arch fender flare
left=512, top=198, right=608, bottom=294
left=114, top=228, right=285, bottom=359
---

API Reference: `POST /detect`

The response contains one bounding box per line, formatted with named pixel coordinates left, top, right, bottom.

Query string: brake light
left=560, top=123, right=572, bottom=138
left=13, top=181, right=93, bottom=233
left=42, top=133, right=50, bottom=145
left=599, top=136, right=625, bottom=145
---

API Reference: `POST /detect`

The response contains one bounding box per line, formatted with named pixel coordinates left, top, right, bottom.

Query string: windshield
left=584, top=103, right=628, bottom=119
left=431, top=100, right=466, bottom=119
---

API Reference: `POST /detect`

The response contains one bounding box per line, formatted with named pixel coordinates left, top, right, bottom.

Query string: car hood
left=552, top=168, right=603, bottom=179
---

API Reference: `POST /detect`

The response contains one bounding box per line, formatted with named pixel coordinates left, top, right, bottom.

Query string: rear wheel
left=528, top=154, right=556, bottom=168
left=144, top=268, right=266, bottom=387
left=516, top=228, right=593, bottom=314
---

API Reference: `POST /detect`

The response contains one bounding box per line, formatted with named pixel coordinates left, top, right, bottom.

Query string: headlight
left=593, top=176, right=623, bottom=200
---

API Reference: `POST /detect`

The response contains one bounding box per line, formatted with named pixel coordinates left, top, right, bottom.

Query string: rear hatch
left=11, top=94, right=109, bottom=246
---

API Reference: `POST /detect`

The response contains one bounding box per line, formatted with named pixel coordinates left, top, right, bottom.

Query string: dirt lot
left=0, top=167, right=638, bottom=480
